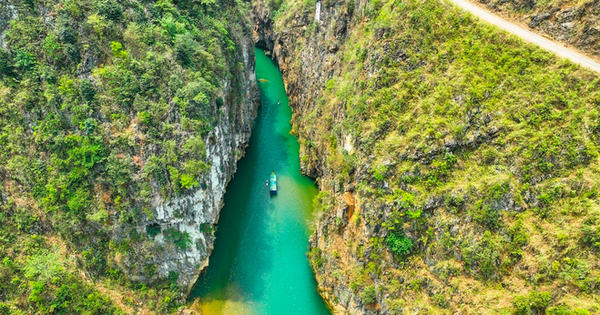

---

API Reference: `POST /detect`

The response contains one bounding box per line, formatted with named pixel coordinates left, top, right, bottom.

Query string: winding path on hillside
left=448, top=0, right=600, bottom=74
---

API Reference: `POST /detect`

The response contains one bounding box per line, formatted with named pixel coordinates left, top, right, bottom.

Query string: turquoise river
left=189, top=48, right=331, bottom=315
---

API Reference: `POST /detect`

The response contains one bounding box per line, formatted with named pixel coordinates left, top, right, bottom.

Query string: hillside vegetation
left=258, top=0, right=600, bottom=312
left=0, top=0, right=253, bottom=313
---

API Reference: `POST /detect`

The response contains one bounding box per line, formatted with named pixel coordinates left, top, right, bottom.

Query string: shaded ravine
left=189, top=48, right=331, bottom=315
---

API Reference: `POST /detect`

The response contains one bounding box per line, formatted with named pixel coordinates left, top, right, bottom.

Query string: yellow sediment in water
left=189, top=48, right=330, bottom=315
left=200, top=299, right=255, bottom=315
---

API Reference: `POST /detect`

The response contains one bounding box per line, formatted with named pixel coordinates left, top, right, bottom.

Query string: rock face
left=127, top=39, right=259, bottom=294
left=0, top=0, right=17, bottom=49
left=253, top=1, right=375, bottom=312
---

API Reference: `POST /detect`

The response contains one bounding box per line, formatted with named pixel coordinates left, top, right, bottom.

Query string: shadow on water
left=189, top=49, right=331, bottom=315
left=190, top=93, right=277, bottom=309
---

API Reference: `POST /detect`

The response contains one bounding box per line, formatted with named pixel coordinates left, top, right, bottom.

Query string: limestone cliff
left=124, top=39, right=259, bottom=294
left=0, top=1, right=16, bottom=49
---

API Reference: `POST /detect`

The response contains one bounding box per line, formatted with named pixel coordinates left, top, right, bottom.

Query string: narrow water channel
left=189, top=48, right=331, bottom=315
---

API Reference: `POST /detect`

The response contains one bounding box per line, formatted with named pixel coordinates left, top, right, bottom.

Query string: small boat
left=269, top=171, right=277, bottom=195
left=278, top=100, right=281, bottom=105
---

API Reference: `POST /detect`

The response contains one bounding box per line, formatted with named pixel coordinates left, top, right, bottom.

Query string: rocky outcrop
left=123, top=40, right=260, bottom=294
left=1, top=0, right=260, bottom=298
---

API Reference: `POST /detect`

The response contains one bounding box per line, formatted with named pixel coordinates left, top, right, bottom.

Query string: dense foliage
left=386, top=232, right=412, bottom=258
left=0, top=0, right=252, bottom=312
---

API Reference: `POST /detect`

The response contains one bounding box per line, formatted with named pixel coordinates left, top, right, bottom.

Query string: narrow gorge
left=2, top=0, right=600, bottom=314
left=189, top=48, right=331, bottom=315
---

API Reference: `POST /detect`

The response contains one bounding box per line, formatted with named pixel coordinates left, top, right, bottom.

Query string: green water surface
left=189, top=48, right=331, bottom=315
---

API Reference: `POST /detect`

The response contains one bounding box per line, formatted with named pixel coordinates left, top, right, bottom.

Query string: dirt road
left=448, top=0, right=600, bottom=74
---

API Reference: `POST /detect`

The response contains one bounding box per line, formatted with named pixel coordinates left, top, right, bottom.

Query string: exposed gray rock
left=116, top=40, right=259, bottom=295
left=528, top=12, right=551, bottom=28
left=0, top=0, right=17, bottom=49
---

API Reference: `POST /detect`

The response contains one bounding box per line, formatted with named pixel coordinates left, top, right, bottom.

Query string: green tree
left=386, top=232, right=412, bottom=258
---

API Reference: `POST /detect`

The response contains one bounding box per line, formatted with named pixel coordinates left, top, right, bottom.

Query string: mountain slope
left=0, top=0, right=258, bottom=313
left=254, top=0, right=600, bottom=313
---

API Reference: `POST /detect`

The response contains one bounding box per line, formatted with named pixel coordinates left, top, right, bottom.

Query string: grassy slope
left=275, top=0, right=600, bottom=312
left=0, top=0, right=251, bottom=313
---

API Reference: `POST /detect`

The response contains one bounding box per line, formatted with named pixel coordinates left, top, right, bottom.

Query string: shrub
left=79, top=80, right=96, bottom=103
left=13, top=50, right=36, bottom=72
left=174, top=33, right=199, bottom=68
left=346, top=0, right=355, bottom=15
left=168, top=271, right=179, bottom=284
left=110, top=41, right=127, bottom=58
left=182, top=136, right=206, bottom=159
left=507, top=217, right=528, bottom=261
left=547, top=306, right=591, bottom=315
left=361, top=285, right=377, bottom=304
left=308, top=247, right=325, bottom=270
left=0, top=303, right=9, bottom=315
left=462, top=231, right=505, bottom=280
left=471, top=202, right=502, bottom=230
left=146, top=224, right=161, bottom=238
left=0, top=50, right=13, bottom=78
left=313, top=191, right=335, bottom=214
left=58, top=26, right=77, bottom=45
left=180, top=173, right=198, bottom=189
left=97, top=0, right=123, bottom=21
left=581, top=219, right=600, bottom=251
left=163, top=228, right=191, bottom=250
left=514, top=291, right=551, bottom=315
left=386, top=232, right=413, bottom=258
left=433, top=293, right=450, bottom=308
left=200, top=223, right=212, bottom=234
